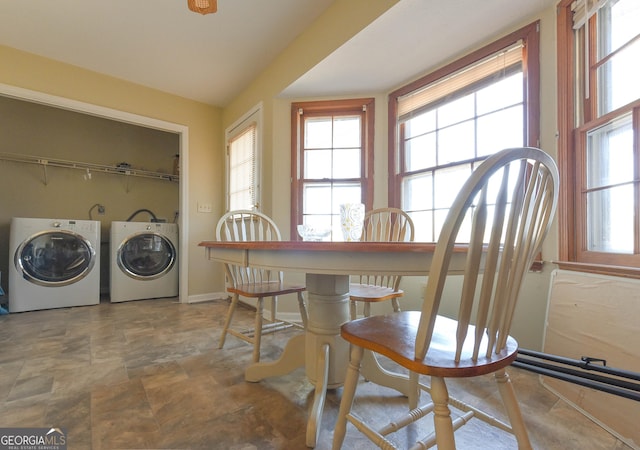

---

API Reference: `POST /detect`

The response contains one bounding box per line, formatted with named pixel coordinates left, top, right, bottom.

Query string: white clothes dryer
left=9, top=217, right=101, bottom=313
left=110, top=221, right=178, bottom=302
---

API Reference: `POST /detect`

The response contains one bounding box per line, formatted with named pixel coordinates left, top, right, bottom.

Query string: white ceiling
left=0, top=0, right=557, bottom=107
left=282, top=0, right=558, bottom=99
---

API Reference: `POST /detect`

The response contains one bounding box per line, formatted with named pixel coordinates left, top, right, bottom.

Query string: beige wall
left=0, top=96, right=180, bottom=294
left=224, top=2, right=560, bottom=350
left=0, top=1, right=594, bottom=351
left=207, top=0, right=401, bottom=309
left=0, top=44, right=224, bottom=299
left=0, top=0, right=400, bottom=302
left=222, top=0, right=400, bottom=219
left=544, top=270, right=640, bottom=445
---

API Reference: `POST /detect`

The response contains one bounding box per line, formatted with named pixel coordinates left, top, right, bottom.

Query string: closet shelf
left=0, top=152, right=179, bottom=184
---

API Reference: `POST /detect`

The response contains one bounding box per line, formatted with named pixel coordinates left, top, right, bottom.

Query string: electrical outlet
left=197, top=202, right=212, bottom=213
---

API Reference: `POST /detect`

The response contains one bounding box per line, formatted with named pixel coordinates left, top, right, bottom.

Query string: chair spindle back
left=357, top=208, right=415, bottom=289
left=216, top=210, right=283, bottom=287
left=415, top=148, right=559, bottom=363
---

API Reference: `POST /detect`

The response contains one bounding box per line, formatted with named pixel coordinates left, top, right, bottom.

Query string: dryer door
left=117, top=232, right=176, bottom=280
left=15, top=230, right=96, bottom=286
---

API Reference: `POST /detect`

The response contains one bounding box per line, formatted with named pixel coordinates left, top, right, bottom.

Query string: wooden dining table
left=198, top=240, right=470, bottom=447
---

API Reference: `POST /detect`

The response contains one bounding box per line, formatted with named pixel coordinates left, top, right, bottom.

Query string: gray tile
left=0, top=298, right=630, bottom=450
left=7, top=373, right=54, bottom=401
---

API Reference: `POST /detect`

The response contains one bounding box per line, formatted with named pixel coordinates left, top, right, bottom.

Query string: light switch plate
left=197, top=202, right=212, bottom=213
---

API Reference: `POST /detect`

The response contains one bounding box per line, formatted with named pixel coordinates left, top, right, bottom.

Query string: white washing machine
left=110, top=221, right=178, bottom=302
left=9, top=217, right=101, bottom=313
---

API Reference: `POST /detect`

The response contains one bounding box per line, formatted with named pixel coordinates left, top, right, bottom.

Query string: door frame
left=0, top=83, right=189, bottom=302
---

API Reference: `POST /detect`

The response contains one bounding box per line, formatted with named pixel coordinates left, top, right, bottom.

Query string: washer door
left=117, top=232, right=176, bottom=280
left=16, top=230, right=96, bottom=287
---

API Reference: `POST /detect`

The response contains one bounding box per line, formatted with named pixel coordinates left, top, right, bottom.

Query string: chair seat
left=228, top=281, right=306, bottom=298
left=349, top=283, right=403, bottom=302
left=216, top=210, right=309, bottom=364
left=341, top=311, right=518, bottom=378
left=333, top=149, right=557, bottom=449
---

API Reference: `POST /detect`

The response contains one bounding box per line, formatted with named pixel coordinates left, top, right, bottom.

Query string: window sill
left=553, top=261, right=640, bottom=280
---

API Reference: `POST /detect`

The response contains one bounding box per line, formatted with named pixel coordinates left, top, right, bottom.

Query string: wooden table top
left=199, top=240, right=471, bottom=276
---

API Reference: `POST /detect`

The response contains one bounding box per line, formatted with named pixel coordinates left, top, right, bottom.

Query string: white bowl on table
left=297, top=225, right=331, bottom=241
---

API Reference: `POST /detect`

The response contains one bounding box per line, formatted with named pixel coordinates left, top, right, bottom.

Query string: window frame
left=225, top=104, right=262, bottom=212
left=557, top=0, right=640, bottom=277
left=290, top=98, right=375, bottom=240
left=388, top=22, right=541, bottom=231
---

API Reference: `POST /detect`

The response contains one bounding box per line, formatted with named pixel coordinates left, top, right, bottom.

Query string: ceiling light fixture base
left=187, top=0, right=217, bottom=15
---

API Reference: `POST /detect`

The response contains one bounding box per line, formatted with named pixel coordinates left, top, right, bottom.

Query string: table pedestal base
left=244, top=333, right=306, bottom=382
left=244, top=273, right=414, bottom=448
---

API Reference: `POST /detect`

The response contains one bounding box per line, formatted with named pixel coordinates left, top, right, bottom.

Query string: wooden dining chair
left=349, top=207, right=414, bottom=319
left=332, top=147, right=559, bottom=450
left=216, top=210, right=308, bottom=363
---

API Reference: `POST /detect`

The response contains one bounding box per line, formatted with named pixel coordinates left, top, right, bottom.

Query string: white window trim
left=225, top=102, right=263, bottom=211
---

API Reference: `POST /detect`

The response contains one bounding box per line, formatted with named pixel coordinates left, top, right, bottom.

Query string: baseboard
left=272, top=311, right=304, bottom=326
left=187, top=292, right=228, bottom=304
left=187, top=293, right=304, bottom=326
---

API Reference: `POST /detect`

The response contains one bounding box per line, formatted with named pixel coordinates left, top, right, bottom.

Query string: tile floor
left=0, top=297, right=632, bottom=449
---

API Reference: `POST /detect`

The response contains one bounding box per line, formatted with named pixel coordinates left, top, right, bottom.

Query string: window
left=389, top=23, right=540, bottom=242
left=291, top=99, right=374, bottom=240
left=226, top=106, right=261, bottom=211
left=557, top=0, right=640, bottom=275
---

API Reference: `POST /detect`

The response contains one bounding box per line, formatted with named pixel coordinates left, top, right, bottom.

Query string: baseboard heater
left=513, top=349, right=640, bottom=402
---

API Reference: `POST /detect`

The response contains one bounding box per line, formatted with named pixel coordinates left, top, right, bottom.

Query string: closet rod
left=0, top=152, right=178, bottom=183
